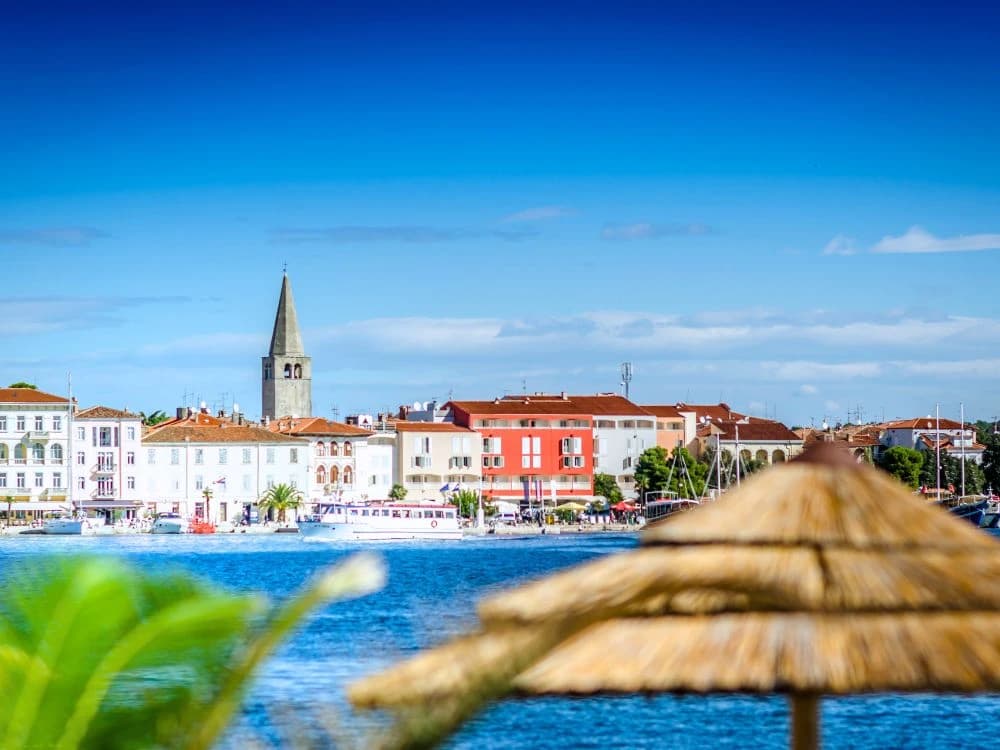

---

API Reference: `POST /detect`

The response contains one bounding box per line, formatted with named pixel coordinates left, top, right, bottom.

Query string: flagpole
left=935, top=403, right=941, bottom=497
left=960, top=402, right=966, bottom=497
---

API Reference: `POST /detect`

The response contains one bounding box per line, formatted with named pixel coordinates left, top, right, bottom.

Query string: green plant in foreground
left=0, top=553, right=385, bottom=750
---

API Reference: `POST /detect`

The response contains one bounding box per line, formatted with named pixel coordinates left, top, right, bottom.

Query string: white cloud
left=822, top=234, right=858, bottom=255
left=501, top=206, right=575, bottom=222
left=763, top=361, right=882, bottom=381
left=871, top=226, right=1000, bottom=254
left=600, top=222, right=710, bottom=240
left=798, top=384, right=819, bottom=395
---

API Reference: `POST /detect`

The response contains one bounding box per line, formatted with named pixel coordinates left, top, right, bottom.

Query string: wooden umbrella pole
left=790, top=694, right=820, bottom=750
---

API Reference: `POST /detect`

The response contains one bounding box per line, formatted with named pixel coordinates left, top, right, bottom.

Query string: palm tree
left=139, top=410, right=169, bottom=427
left=388, top=483, right=407, bottom=501
left=4, top=495, right=12, bottom=528
left=201, top=488, right=213, bottom=521
left=258, top=483, right=303, bottom=524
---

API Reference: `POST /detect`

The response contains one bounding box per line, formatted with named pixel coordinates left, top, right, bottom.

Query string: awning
left=4, top=501, right=71, bottom=512
left=77, top=501, right=144, bottom=509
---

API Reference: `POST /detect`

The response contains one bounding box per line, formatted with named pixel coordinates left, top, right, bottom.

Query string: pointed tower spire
left=269, top=273, right=305, bottom=356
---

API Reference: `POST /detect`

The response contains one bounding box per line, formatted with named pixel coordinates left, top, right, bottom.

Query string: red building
left=447, top=396, right=594, bottom=506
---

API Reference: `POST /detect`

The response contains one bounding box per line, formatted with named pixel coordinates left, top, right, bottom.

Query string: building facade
left=447, top=396, right=594, bottom=505
left=143, top=411, right=309, bottom=523
left=572, top=394, right=656, bottom=500
left=394, top=422, right=482, bottom=502
left=71, top=406, right=144, bottom=514
left=0, top=387, right=72, bottom=513
left=881, top=418, right=985, bottom=464
left=262, top=273, right=312, bottom=420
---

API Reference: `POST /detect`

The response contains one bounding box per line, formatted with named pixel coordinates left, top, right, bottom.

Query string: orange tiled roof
left=707, top=420, right=802, bottom=443
left=676, top=402, right=746, bottom=421
left=448, top=398, right=595, bottom=417
left=75, top=406, right=141, bottom=420
left=642, top=404, right=684, bottom=419
left=268, top=416, right=373, bottom=437
left=886, top=417, right=964, bottom=430
left=0, top=388, right=69, bottom=404
left=499, top=393, right=651, bottom=417
left=143, top=421, right=307, bottom=444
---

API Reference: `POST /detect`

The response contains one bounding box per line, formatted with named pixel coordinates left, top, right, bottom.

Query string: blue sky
left=3, top=1, right=999, bottom=427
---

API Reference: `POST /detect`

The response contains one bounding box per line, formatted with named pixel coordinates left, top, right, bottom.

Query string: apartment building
left=394, top=421, right=481, bottom=501
left=0, top=387, right=72, bottom=514
left=70, top=406, right=144, bottom=515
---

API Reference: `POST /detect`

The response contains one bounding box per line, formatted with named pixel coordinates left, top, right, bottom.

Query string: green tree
left=389, top=483, right=408, bottom=501
left=666, top=446, right=709, bottom=498
left=633, top=446, right=671, bottom=502
left=257, top=483, right=302, bottom=523
left=8, top=382, right=36, bottom=389
left=876, top=446, right=924, bottom=489
left=140, top=410, right=169, bottom=426
left=452, top=489, right=480, bottom=519
left=983, top=434, right=1000, bottom=495
left=0, top=553, right=383, bottom=750
left=592, top=473, right=623, bottom=505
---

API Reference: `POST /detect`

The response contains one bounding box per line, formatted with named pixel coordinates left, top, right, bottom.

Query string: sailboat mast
left=960, top=402, right=966, bottom=496
left=715, top=433, right=722, bottom=498
left=735, top=423, right=741, bottom=488
left=935, top=403, right=941, bottom=496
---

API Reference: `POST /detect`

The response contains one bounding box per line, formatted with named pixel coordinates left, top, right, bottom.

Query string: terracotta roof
left=886, top=417, right=965, bottom=430
left=641, top=404, right=684, bottom=419
left=676, top=402, right=746, bottom=421
left=448, top=399, right=596, bottom=418
left=268, top=416, right=373, bottom=437
left=708, top=421, right=802, bottom=443
left=796, top=428, right=880, bottom=448
left=394, top=421, right=476, bottom=433
left=149, top=412, right=228, bottom=431
left=0, top=388, right=69, bottom=404
left=143, top=422, right=308, bottom=445
left=499, top=393, right=651, bottom=417
left=75, top=406, right=141, bottom=420
left=919, top=435, right=986, bottom=453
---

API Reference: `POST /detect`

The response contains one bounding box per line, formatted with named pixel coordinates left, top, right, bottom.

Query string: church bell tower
left=261, top=273, right=312, bottom=420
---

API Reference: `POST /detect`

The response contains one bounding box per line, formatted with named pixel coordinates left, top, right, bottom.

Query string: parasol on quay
left=349, top=443, right=1000, bottom=749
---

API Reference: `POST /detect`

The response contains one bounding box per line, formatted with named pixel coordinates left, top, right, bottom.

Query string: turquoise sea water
left=1, top=531, right=998, bottom=749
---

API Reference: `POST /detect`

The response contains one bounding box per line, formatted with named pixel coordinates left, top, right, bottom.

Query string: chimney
left=560, top=391, right=567, bottom=400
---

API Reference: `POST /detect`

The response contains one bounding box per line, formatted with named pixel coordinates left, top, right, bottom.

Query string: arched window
left=344, top=441, right=353, bottom=457
left=293, top=364, right=302, bottom=379
left=316, top=441, right=326, bottom=457
left=0, top=445, right=7, bottom=460
left=330, top=442, right=340, bottom=456
left=264, top=364, right=272, bottom=380
left=343, top=466, right=353, bottom=486
left=755, top=449, right=768, bottom=464
left=772, top=449, right=787, bottom=463
left=32, top=443, right=45, bottom=460
left=316, top=465, right=326, bottom=485
left=51, top=444, right=63, bottom=461
left=14, top=444, right=26, bottom=460
left=329, top=465, right=339, bottom=485
left=283, top=364, right=292, bottom=379
left=739, top=449, right=752, bottom=464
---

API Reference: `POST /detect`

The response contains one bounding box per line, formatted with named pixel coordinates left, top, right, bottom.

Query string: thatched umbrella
left=349, top=444, right=1000, bottom=749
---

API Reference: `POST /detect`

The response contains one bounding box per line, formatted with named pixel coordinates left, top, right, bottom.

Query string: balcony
left=26, top=431, right=50, bottom=441
left=95, top=463, right=116, bottom=474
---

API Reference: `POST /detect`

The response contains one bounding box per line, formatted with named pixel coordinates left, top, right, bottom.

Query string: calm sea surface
left=1, top=531, right=998, bottom=749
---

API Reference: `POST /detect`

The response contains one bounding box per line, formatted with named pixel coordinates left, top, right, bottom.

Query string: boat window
left=435, top=510, right=444, bottom=518
left=392, top=510, right=400, bottom=517
left=361, top=509, right=369, bottom=516
left=445, top=511, right=455, bottom=518
left=350, top=509, right=358, bottom=515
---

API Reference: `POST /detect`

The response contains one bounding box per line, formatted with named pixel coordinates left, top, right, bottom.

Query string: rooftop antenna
left=331, top=404, right=340, bottom=421
left=522, top=379, right=527, bottom=395
left=620, top=362, right=633, bottom=400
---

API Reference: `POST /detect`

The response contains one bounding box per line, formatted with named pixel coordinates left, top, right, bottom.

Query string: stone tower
left=261, top=273, right=312, bottom=420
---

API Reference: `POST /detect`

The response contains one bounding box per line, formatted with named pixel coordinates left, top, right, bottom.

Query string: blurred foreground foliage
left=0, top=553, right=384, bottom=750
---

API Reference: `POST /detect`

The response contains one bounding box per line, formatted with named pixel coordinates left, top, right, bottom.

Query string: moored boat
left=151, top=512, right=187, bottom=534
left=42, top=513, right=84, bottom=535
left=299, top=501, right=462, bottom=541
left=943, top=498, right=989, bottom=526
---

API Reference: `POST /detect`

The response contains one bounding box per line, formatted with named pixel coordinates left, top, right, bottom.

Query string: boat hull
left=948, top=499, right=989, bottom=527
left=42, top=520, right=84, bottom=535
left=151, top=520, right=186, bottom=534
left=298, top=521, right=462, bottom=541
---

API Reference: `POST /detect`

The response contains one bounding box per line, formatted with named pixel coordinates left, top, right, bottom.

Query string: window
left=0, top=416, right=5, bottom=431
left=98, top=452, right=114, bottom=471
left=560, top=437, right=583, bottom=455
left=127, top=426, right=136, bottom=440
left=16, top=473, right=25, bottom=488
left=34, top=416, right=43, bottom=431
left=266, top=448, right=275, bottom=464
left=170, top=448, right=180, bottom=465
left=16, top=416, right=25, bottom=431
left=343, top=466, right=353, bottom=485
left=283, top=364, right=292, bottom=378
left=77, top=451, right=87, bottom=465
left=413, top=436, right=431, bottom=455
left=194, top=449, right=204, bottom=465
left=98, top=477, right=114, bottom=496
left=147, top=448, right=156, bottom=465
left=242, top=448, right=252, bottom=464
left=53, top=416, right=62, bottom=431
left=76, top=426, right=85, bottom=440
left=77, top=476, right=85, bottom=490
left=219, top=448, right=228, bottom=464
left=195, top=476, right=204, bottom=490
left=483, top=436, right=501, bottom=454
left=127, top=451, right=135, bottom=465
left=344, top=441, right=353, bottom=456
left=316, top=441, right=326, bottom=457
left=316, top=465, right=326, bottom=484
left=32, top=443, right=44, bottom=461
left=34, top=472, right=44, bottom=488
left=266, top=475, right=275, bottom=489
left=290, top=448, right=299, bottom=464
left=330, top=442, right=340, bottom=456
left=329, top=465, right=339, bottom=484
left=0, top=473, right=5, bottom=488
left=99, top=427, right=114, bottom=447
left=242, top=474, right=252, bottom=491
left=50, top=444, right=63, bottom=461
left=52, top=472, right=62, bottom=489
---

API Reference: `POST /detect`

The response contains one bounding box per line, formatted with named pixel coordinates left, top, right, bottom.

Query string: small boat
left=151, top=512, right=187, bottom=534
left=42, top=513, right=84, bottom=535
left=943, top=498, right=989, bottom=527
left=189, top=517, right=215, bottom=534
left=299, top=501, right=462, bottom=541
left=644, top=497, right=700, bottom=525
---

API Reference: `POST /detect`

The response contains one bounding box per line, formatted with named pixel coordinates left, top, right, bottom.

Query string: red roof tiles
left=0, top=388, right=69, bottom=404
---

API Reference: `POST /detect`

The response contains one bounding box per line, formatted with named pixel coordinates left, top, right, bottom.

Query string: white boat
left=42, top=513, right=84, bottom=535
left=298, top=501, right=462, bottom=541
left=151, top=512, right=187, bottom=534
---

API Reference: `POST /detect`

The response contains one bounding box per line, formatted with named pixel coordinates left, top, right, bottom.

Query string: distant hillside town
left=2, top=274, right=997, bottom=523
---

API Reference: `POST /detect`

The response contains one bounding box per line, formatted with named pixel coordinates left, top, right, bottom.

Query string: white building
left=71, top=406, right=144, bottom=517
left=582, top=394, right=658, bottom=500
left=142, top=410, right=308, bottom=523
left=0, top=387, right=72, bottom=516
left=266, top=416, right=380, bottom=506
left=395, top=421, right=482, bottom=501
left=881, top=417, right=985, bottom=464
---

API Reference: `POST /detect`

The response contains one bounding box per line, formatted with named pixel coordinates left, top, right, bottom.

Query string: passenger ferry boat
left=298, top=501, right=462, bottom=541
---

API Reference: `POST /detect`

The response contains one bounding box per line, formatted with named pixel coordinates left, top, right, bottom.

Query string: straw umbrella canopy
left=349, top=444, right=1000, bottom=749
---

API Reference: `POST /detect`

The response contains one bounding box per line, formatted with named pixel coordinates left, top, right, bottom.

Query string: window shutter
left=521, top=436, right=530, bottom=454
left=573, top=437, right=583, bottom=454
left=532, top=436, right=540, bottom=454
